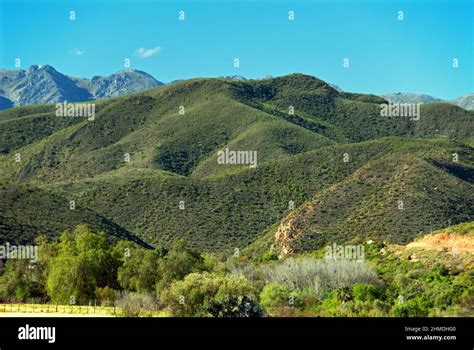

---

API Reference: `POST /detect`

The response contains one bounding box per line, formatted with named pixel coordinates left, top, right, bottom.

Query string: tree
left=155, top=239, right=204, bottom=293
left=117, top=245, right=165, bottom=293
left=45, top=225, right=120, bottom=304
left=0, top=259, right=45, bottom=303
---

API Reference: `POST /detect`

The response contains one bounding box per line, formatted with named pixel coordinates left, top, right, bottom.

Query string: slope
left=0, top=184, right=151, bottom=247
left=271, top=156, right=474, bottom=257
left=39, top=138, right=473, bottom=252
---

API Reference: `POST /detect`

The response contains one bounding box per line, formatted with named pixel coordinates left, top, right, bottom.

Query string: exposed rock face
left=380, top=92, right=443, bottom=104
left=449, top=94, right=474, bottom=111
left=0, top=65, right=92, bottom=106
left=72, top=69, right=162, bottom=99
left=0, top=65, right=163, bottom=110
left=406, top=232, right=474, bottom=254
left=272, top=212, right=304, bottom=258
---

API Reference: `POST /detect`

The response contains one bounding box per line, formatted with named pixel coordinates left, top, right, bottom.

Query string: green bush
left=261, top=252, right=278, bottom=261
left=319, top=291, right=340, bottom=316
left=117, top=245, right=165, bottom=293
left=161, top=272, right=263, bottom=317
left=352, top=283, right=384, bottom=302
left=0, top=259, right=45, bottom=303
left=260, top=284, right=292, bottom=308
left=392, top=297, right=430, bottom=317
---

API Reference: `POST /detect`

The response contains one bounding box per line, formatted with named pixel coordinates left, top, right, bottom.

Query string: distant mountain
left=70, top=69, right=162, bottom=99
left=380, top=92, right=474, bottom=111
left=329, top=83, right=343, bottom=92
left=0, top=65, right=92, bottom=108
left=381, top=92, right=443, bottom=104
left=449, top=94, right=474, bottom=111
left=0, top=65, right=163, bottom=110
left=168, top=79, right=184, bottom=84
left=219, top=75, right=247, bottom=81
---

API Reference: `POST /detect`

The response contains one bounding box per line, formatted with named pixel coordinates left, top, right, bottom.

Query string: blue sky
left=0, top=0, right=472, bottom=99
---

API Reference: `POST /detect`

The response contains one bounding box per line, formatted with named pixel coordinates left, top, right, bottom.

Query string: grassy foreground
left=0, top=303, right=169, bottom=317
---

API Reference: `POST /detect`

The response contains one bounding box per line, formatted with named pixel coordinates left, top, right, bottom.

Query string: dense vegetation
left=0, top=224, right=471, bottom=317
left=0, top=74, right=472, bottom=316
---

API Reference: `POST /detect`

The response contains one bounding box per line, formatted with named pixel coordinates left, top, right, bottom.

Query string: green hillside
left=270, top=156, right=474, bottom=256
left=0, top=184, right=150, bottom=247
left=0, top=74, right=473, bottom=253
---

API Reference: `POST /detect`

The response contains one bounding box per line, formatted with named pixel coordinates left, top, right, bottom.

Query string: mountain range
left=0, top=73, right=473, bottom=256
left=381, top=92, right=474, bottom=110
left=1, top=65, right=472, bottom=112
left=0, top=65, right=163, bottom=110
left=449, top=93, right=474, bottom=111
left=380, top=92, right=444, bottom=104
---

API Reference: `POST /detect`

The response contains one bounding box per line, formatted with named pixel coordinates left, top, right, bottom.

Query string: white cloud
left=134, top=46, right=160, bottom=58
left=69, top=48, right=85, bottom=56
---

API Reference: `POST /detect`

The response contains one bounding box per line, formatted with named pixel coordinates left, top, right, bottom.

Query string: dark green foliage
left=335, top=287, right=352, bottom=303
left=117, top=246, right=165, bottom=293
left=0, top=259, right=46, bottom=303
left=155, top=239, right=205, bottom=293
left=352, top=283, right=384, bottom=303
left=160, top=271, right=261, bottom=317
left=0, top=185, right=150, bottom=247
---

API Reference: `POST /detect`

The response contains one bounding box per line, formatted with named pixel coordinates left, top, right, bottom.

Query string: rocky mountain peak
left=0, top=65, right=163, bottom=110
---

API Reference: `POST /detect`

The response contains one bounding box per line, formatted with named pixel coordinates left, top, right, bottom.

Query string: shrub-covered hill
left=0, top=185, right=151, bottom=247
left=1, top=74, right=473, bottom=182
left=12, top=138, right=470, bottom=252
left=270, top=156, right=474, bottom=257
left=0, top=74, right=473, bottom=252
left=228, top=74, right=474, bottom=144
